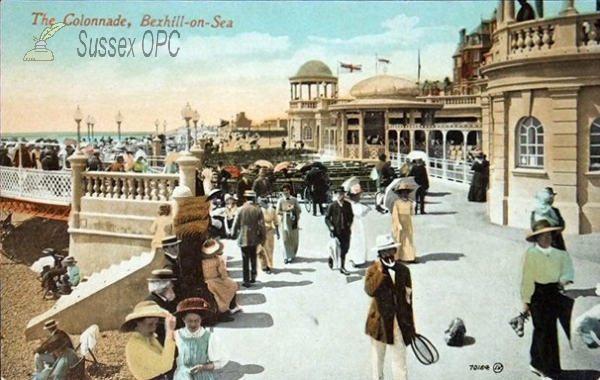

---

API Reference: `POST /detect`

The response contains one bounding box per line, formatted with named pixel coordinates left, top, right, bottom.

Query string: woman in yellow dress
left=391, top=182, right=417, bottom=263
left=258, top=197, right=280, bottom=274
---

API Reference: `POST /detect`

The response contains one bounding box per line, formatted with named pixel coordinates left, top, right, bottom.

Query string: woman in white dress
left=346, top=184, right=370, bottom=267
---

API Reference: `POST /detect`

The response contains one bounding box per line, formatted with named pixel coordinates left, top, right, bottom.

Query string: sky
left=1, top=0, right=596, bottom=134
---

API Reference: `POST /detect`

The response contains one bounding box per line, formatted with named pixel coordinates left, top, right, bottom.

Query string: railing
left=289, top=100, right=318, bottom=110
left=82, top=172, right=179, bottom=201
left=0, top=167, right=72, bottom=204
left=417, top=95, right=480, bottom=106
left=390, top=153, right=473, bottom=184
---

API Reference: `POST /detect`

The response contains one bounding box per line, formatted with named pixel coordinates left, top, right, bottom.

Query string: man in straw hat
left=520, top=219, right=574, bottom=380
left=62, top=256, right=80, bottom=287
left=173, top=297, right=229, bottom=378
left=145, top=268, right=180, bottom=346
left=325, top=186, right=354, bottom=275
left=365, top=234, right=416, bottom=380
left=232, top=190, right=266, bottom=287
left=32, top=332, right=80, bottom=380
left=122, top=301, right=177, bottom=380
left=236, top=167, right=252, bottom=207
left=32, top=319, right=74, bottom=379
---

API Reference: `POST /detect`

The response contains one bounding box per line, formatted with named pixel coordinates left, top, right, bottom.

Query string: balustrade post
left=559, top=0, right=578, bottom=15
left=68, top=155, right=88, bottom=229
left=176, top=154, right=200, bottom=195
left=189, top=144, right=205, bottom=171
left=504, top=0, right=515, bottom=22
left=152, top=137, right=161, bottom=166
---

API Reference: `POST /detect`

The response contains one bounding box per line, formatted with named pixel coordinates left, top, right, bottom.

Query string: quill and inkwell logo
left=23, top=22, right=66, bottom=61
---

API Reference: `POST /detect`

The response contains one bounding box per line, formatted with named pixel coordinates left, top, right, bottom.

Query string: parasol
left=341, top=176, right=361, bottom=192
left=299, top=161, right=327, bottom=173
left=164, top=152, right=181, bottom=165
left=381, top=177, right=419, bottom=211
left=254, top=159, right=273, bottom=169
left=274, top=161, right=291, bottom=173
left=63, top=138, right=77, bottom=146
left=407, top=150, right=428, bottom=162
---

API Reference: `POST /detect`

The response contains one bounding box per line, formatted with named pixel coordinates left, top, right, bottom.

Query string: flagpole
left=375, top=54, right=378, bottom=75
left=417, top=49, right=421, bottom=87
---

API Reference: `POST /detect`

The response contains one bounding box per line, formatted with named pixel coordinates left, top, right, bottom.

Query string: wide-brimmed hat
left=396, top=182, right=414, bottom=191
left=243, top=190, right=256, bottom=198
left=201, top=239, right=224, bottom=257
left=175, top=297, right=215, bottom=318
left=526, top=219, right=564, bottom=242
left=43, top=319, right=58, bottom=330
left=147, top=268, right=177, bottom=281
left=162, top=235, right=181, bottom=249
left=120, top=301, right=168, bottom=332
left=62, top=256, right=77, bottom=264
left=224, top=194, right=233, bottom=202
left=207, top=188, right=222, bottom=200
left=373, top=234, right=401, bottom=254
left=171, top=185, right=193, bottom=199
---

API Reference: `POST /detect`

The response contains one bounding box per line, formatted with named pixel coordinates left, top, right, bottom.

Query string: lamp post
left=85, top=115, right=92, bottom=141
left=73, top=106, right=83, bottom=150
left=181, top=102, right=193, bottom=150
left=90, top=116, right=95, bottom=141
left=163, top=120, right=167, bottom=135
left=115, top=111, right=124, bottom=142
left=192, top=110, right=200, bottom=146
left=155, top=119, right=160, bottom=136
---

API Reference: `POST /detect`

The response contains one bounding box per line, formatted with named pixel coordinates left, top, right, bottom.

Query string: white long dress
left=347, top=201, right=370, bottom=267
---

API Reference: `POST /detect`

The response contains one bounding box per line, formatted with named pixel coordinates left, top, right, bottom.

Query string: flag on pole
left=417, top=50, right=421, bottom=84
left=340, top=62, right=362, bottom=72
left=377, top=57, right=391, bottom=64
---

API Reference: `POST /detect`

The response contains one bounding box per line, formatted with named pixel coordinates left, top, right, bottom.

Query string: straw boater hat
left=175, top=297, right=215, bottom=318
left=526, top=219, right=563, bottom=242
left=396, top=182, right=414, bottom=191
left=43, top=319, right=58, bottom=331
left=373, top=234, right=401, bottom=254
left=243, top=190, right=256, bottom=199
left=147, top=268, right=177, bottom=281
left=62, top=256, right=77, bottom=264
left=120, top=301, right=168, bottom=332
left=201, top=239, right=224, bottom=258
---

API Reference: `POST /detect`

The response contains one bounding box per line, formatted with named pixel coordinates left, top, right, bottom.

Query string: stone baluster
left=136, top=178, right=143, bottom=200
left=143, top=178, right=150, bottom=200
left=517, top=29, right=525, bottom=50
left=86, top=175, right=93, bottom=196
left=177, top=154, right=200, bottom=195
left=524, top=28, right=533, bottom=49
left=105, top=176, right=113, bottom=198
left=67, top=154, right=88, bottom=229
left=93, top=175, right=100, bottom=197
left=542, top=24, right=553, bottom=47
left=532, top=26, right=542, bottom=48
left=99, top=175, right=106, bottom=197
left=123, top=178, right=131, bottom=199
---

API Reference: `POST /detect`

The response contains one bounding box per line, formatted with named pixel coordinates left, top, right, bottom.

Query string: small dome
left=350, top=75, right=419, bottom=99
left=291, top=60, right=336, bottom=80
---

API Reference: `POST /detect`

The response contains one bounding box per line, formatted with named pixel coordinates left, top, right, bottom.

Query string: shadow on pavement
left=427, top=192, right=451, bottom=197
left=418, top=253, right=465, bottom=263
left=421, top=211, right=457, bottom=215
left=218, top=361, right=264, bottom=380
left=556, top=369, right=600, bottom=380
left=239, top=280, right=313, bottom=290
left=463, top=336, right=476, bottom=346
left=272, top=267, right=316, bottom=275
left=292, top=257, right=329, bottom=264
left=564, top=288, right=599, bottom=299
left=216, top=312, right=274, bottom=329
left=237, top=293, right=266, bottom=306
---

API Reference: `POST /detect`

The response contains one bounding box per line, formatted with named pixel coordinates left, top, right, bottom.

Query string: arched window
left=303, top=126, right=313, bottom=141
left=517, top=117, right=544, bottom=168
left=591, top=118, right=600, bottom=171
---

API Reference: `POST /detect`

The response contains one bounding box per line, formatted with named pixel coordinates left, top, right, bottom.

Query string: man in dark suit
left=232, top=190, right=266, bottom=287
left=145, top=269, right=179, bottom=345
left=409, top=158, right=429, bottom=214
left=325, top=186, right=354, bottom=275
left=365, top=234, right=416, bottom=380
left=236, top=168, right=252, bottom=207
left=33, top=319, right=74, bottom=379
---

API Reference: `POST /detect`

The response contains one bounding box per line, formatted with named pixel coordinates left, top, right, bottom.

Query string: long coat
left=232, top=202, right=266, bottom=247
left=392, top=199, right=416, bottom=261
left=365, top=261, right=415, bottom=346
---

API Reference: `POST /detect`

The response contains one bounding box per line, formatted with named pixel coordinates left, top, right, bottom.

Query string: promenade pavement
left=214, top=178, right=600, bottom=380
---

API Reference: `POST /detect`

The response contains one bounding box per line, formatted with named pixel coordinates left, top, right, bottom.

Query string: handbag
left=410, top=333, right=439, bottom=365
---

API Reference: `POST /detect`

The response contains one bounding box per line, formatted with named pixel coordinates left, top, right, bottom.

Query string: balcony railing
left=82, top=172, right=179, bottom=201
left=0, top=167, right=72, bottom=204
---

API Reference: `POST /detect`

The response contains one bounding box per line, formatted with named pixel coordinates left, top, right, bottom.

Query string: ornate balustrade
left=0, top=167, right=71, bottom=204
left=417, top=95, right=480, bottom=106
left=289, top=100, right=318, bottom=110
left=81, top=172, right=178, bottom=201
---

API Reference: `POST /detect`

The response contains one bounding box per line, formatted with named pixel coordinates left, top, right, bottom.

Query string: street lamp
left=115, top=111, right=124, bottom=142
left=181, top=102, right=193, bottom=150
left=90, top=116, right=95, bottom=141
left=85, top=115, right=92, bottom=141
left=163, top=120, right=167, bottom=135
left=155, top=119, right=160, bottom=136
left=73, top=106, right=83, bottom=149
left=192, top=109, right=200, bottom=145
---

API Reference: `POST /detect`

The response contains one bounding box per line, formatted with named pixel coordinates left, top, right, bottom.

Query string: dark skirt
left=529, top=282, right=571, bottom=375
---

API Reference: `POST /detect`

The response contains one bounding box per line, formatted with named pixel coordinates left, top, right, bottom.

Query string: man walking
left=233, top=190, right=266, bottom=287
left=409, top=158, right=429, bottom=214
left=365, top=234, right=416, bottom=380
left=325, top=186, right=354, bottom=275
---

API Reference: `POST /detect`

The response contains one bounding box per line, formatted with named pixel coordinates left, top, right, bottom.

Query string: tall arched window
left=591, top=118, right=600, bottom=171
left=517, top=117, right=544, bottom=168
left=303, top=126, right=313, bottom=141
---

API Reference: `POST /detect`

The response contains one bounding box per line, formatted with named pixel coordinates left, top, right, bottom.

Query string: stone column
left=409, top=130, right=415, bottom=151
left=358, top=111, right=364, bottom=160
left=441, top=130, right=448, bottom=179
left=497, top=0, right=505, bottom=24
left=189, top=144, right=205, bottom=171
left=68, top=154, right=89, bottom=229
left=504, top=0, right=515, bottom=22
left=152, top=137, right=161, bottom=166
left=559, top=0, right=578, bottom=15
left=176, top=154, right=200, bottom=195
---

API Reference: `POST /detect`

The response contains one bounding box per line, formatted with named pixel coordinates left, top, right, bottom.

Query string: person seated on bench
left=33, top=320, right=74, bottom=379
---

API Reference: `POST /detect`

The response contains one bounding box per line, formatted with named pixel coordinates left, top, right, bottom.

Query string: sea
left=1, top=131, right=156, bottom=144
